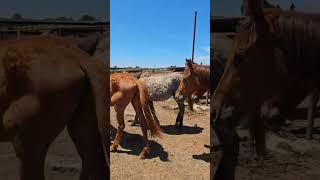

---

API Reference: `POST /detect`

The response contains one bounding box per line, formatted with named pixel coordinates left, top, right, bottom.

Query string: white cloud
left=194, top=46, right=210, bottom=65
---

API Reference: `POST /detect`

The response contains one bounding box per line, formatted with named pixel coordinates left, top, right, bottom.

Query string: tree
left=11, top=13, right=22, bottom=20
left=79, top=15, right=96, bottom=21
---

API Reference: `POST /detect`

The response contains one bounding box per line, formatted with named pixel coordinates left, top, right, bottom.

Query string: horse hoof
left=139, top=153, right=146, bottom=159
left=110, top=145, right=118, bottom=152
left=139, top=147, right=150, bottom=159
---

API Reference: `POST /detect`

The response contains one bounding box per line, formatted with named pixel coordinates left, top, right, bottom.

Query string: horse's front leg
left=175, top=99, right=185, bottom=129
left=130, top=114, right=140, bottom=126
left=149, top=101, right=159, bottom=125
left=212, top=104, right=240, bottom=180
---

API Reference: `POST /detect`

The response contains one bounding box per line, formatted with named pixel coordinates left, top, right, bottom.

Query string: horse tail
left=79, top=58, right=110, bottom=167
left=136, top=80, right=162, bottom=138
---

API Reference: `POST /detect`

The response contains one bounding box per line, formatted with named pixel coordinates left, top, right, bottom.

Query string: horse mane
left=235, top=8, right=320, bottom=53
left=191, top=63, right=210, bottom=88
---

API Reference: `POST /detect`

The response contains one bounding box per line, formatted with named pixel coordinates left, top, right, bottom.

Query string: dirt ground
left=0, top=128, right=82, bottom=180
left=1, top=99, right=320, bottom=180
left=221, top=98, right=320, bottom=180
left=110, top=99, right=210, bottom=180
left=234, top=119, right=320, bottom=180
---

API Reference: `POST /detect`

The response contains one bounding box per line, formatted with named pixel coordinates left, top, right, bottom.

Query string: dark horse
left=211, top=0, right=320, bottom=179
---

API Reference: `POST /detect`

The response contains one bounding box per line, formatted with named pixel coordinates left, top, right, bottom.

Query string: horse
left=129, top=72, right=185, bottom=128
left=0, top=35, right=109, bottom=180
left=175, top=59, right=210, bottom=109
left=211, top=0, right=320, bottom=179
left=110, top=72, right=162, bottom=159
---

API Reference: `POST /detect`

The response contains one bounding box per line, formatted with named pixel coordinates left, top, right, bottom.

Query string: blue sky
left=111, top=0, right=210, bottom=68
left=212, top=0, right=320, bottom=17
left=0, top=0, right=109, bottom=21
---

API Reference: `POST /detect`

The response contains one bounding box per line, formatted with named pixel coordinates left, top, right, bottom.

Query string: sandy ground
left=110, top=99, right=210, bottom=180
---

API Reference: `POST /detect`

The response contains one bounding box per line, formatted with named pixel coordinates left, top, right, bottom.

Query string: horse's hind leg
left=131, top=97, right=150, bottom=159
left=67, top=95, right=109, bottom=180
left=149, top=101, right=159, bottom=125
left=13, top=137, right=49, bottom=180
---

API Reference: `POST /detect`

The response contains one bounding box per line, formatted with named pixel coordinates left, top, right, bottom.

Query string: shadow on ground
left=161, top=125, right=203, bottom=135
left=192, top=144, right=211, bottom=163
left=110, top=126, right=169, bottom=161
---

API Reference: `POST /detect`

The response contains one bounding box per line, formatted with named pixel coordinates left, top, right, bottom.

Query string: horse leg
left=307, top=89, right=318, bottom=140
left=249, top=112, right=266, bottom=157
left=67, top=94, right=109, bottom=180
left=206, top=92, right=209, bottom=106
left=175, top=99, right=185, bottom=129
left=131, top=114, right=140, bottom=126
left=149, top=101, right=159, bottom=125
left=131, top=97, right=150, bottom=159
left=187, top=97, right=194, bottom=111
left=111, top=106, right=125, bottom=152
left=12, top=136, right=48, bottom=180
left=212, top=105, right=240, bottom=180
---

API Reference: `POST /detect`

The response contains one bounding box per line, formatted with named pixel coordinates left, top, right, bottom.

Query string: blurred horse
left=0, top=35, right=109, bottom=180
left=211, top=0, right=320, bottom=179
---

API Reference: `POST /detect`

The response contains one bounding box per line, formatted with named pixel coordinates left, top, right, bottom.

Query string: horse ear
left=243, top=0, right=269, bottom=37
left=186, top=59, right=194, bottom=72
left=242, top=0, right=264, bottom=18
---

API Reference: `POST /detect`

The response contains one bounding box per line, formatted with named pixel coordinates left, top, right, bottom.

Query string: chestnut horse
left=175, top=59, right=210, bottom=108
left=0, top=35, right=109, bottom=180
left=211, top=0, right=320, bottom=179
left=110, top=72, right=162, bottom=159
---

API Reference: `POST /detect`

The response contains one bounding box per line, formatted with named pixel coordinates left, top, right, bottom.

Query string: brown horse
left=211, top=0, right=320, bottom=179
left=0, top=35, right=109, bottom=180
left=110, top=72, right=162, bottom=159
left=175, top=59, right=210, bottom=104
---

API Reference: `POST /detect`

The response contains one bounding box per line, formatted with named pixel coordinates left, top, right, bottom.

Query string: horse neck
left=193, top=65, right=210, bottom=89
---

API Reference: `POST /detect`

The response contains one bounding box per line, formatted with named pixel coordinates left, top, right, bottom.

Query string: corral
left=110, top=70, right=210, bottom=179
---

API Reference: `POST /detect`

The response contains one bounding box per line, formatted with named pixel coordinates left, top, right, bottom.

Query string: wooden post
left=307, top=89, right=318, bottom=140
left=191, top=11, right=197, bottom=63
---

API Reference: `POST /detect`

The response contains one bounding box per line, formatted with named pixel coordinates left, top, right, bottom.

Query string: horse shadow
left=160, top=125, right=203, bottom=135
left=192, top=145, right=211, bottom=163
left=110, top=126, right=169, bottom=161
